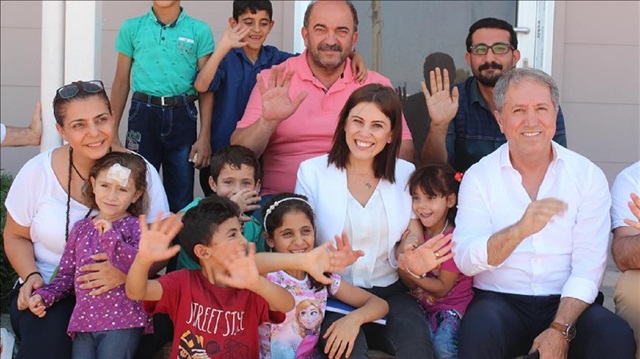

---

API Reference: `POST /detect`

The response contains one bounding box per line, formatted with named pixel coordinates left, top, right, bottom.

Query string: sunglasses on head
left=56, top=80, right=105, bottom=99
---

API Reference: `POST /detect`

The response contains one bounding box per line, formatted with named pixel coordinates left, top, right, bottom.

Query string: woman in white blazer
left=295, top=84, right=437, bottom=358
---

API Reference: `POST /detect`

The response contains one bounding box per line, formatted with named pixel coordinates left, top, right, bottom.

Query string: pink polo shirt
left=237, top=51, right=413, bottom=195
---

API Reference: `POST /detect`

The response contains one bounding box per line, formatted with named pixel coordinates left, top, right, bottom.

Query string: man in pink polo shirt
left=231, top=0, right=414, bottom=197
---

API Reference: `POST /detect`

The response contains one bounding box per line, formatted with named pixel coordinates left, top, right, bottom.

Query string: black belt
left=132, top=92, right=198, bottom=107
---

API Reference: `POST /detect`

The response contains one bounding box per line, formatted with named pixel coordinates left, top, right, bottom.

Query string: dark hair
left=53, top=80, right=111, bottom=126
left=209, top=145, right=260, bottom=183
left=180, top=195, right=241, bottom=264
left=262, top=192, right=325, bottom=291
left=327, top=84, right=403, bottom=183
left=83, top=152, right=149, bottom=216
left=233, top=0, right=272, bottom=21
left=262, top=193, right=315, bottom=238
left=303, top=0, right=358, bottom=32
left=408, top=163, right=460, bottom=224
left=465, top=17, right=518, bottom=52
left=423, top=52, right=456, bottom=88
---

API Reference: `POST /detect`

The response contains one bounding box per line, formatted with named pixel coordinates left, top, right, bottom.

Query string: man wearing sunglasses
left=419, top=17, right=567, bottom=171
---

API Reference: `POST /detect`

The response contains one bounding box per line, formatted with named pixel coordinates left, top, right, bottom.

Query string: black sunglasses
left=56, top=80, right=105, bottom=99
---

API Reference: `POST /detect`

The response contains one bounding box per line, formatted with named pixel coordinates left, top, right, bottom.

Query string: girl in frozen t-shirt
left=259, top=193, right=388, bottom=359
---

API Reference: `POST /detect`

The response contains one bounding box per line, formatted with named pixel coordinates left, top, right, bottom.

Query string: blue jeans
left=428, top=309, right=460, bottom=359
left=126, top=99, right=197, bottom=212
left=72, top=328, right=143, bottom=359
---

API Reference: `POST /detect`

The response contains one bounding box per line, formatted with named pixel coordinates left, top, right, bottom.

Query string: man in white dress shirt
left=611, top=161, right=640, bottom=359
left=453, top=68, right=635, bottom=359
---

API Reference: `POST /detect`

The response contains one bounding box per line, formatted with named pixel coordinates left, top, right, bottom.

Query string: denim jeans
left=72, top=327, right=143, bottom=359
left=428, top=309, right=460, bottom=359
left=126, top=99, right=197, bottom=212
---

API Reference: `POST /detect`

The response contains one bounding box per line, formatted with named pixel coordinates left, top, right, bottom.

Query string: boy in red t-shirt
left=126, top=196, right=293, bottom=358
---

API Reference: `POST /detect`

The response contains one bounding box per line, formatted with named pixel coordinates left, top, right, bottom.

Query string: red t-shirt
left=144, top=269, right=285, bottom=358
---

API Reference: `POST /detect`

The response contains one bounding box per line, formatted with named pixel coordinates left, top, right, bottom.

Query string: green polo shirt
left=114, top=7, right=214, bottom=96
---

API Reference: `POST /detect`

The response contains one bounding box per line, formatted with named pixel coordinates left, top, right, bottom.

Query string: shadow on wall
left=395, top=52, right=469, bottom=163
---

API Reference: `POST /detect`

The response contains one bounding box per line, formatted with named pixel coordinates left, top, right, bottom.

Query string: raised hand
left=217, top=24, right=250, bottom=52
left=330, top=231, right=364, bottom=272
left=230, top=188, right=262, bottom=214
left=624, top=192, right=640, bottom=229
left=28, top=294, right=46, bottom=317
left=399, top=233, right=455, bottom=277
left=517, top=198, right=568, bottom=239
left=215, top=242, right=259, bottom=289
left=305, top=243, right=338, bottom=285
left=137, top=213, right=183, bottom=264
left=258, top=65, right=308, bottom=125
left=422, top=67, right=459, bottom=127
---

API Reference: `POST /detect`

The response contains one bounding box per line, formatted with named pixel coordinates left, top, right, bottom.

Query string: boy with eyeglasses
left=419, top=17, right=567, bottom=171
left=110, top=0, right=214, bottom=213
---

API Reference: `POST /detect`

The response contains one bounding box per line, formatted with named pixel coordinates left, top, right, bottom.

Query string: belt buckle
left=161, top=96, right=166, bottom=106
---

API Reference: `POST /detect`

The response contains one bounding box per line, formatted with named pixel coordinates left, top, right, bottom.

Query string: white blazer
left=295, top=154, right=415, bottom=269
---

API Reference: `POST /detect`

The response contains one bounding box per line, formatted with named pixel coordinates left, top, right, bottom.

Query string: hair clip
left=263, top=197, right=312, bottom=231
left=107, top=163, right=132, bottom=187
left=454, top=172, right=464, bottom=182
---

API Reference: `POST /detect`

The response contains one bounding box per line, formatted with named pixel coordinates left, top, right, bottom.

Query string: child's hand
left=399, top=233, right=455, bottom=277
left=230, top=188, right=261, bottom=214
left=137, top=213, right=183, bottom=264
left=323, top=314, right=361, bottom=359
left=350, top=51, right=368, bottom=84
left=94, top=219, right=112, bottom=236
left=303, top=233, right=364, bottom=284
left=216, top=242, right=259, bottom=289
left=28, top=294, right=46, bottom=317
left=331, top=232, right=364, bottom=272
left=218, top=24, right=250, bottom=52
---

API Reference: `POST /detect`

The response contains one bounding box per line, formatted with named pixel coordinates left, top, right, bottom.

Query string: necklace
left=71, top=161, right=86, bottom=181
left=65, top=147, right=92, bottom=242
left=438, top=219, right=449, bottom=235
left=365, top=182, right=373, bottom=189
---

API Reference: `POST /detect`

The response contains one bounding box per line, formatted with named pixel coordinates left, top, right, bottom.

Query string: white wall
left=0, top=0, right=294, bottom=178
left=2, top=0, right=639, bottom=184
left=552, top=1, right=640, bottom=184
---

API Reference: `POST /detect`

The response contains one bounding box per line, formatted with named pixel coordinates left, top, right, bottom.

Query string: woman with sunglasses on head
left=3, top=80, right=170, bottom=359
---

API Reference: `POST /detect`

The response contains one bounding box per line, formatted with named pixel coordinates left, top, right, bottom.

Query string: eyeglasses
left=56, top=80, right=105, bottom=99
left=468, top=43, right=513, bottom=55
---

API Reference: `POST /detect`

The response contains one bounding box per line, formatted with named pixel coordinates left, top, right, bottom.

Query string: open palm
left=258, top=65, right=308, bottom=124
left=422, top=67, right=459, bottom=126
left=137, top=213, right=183, bottom=263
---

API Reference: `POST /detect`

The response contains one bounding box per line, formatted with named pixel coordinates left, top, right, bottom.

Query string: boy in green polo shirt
left=111, top=0, right=214, bottom=213
left=176, top=145, right=265, bottom=270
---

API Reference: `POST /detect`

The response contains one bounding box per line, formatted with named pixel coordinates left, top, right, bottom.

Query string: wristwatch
left=549, top=322, right=576, bottom=342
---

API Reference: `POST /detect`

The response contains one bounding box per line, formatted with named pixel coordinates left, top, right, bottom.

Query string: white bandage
left=106, top=163, right=131, bottom=187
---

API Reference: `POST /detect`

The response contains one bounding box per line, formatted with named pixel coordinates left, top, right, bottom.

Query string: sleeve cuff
left=561, top=277, right=599, bottom=304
